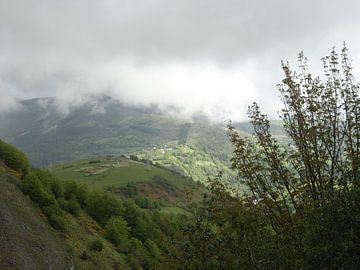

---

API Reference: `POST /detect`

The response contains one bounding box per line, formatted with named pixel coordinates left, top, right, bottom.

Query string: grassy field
left=51, top=156, right=189, bottom=189
left=133, top=144, right=239, bottom=186
left=159, top=206, right=190, bottom=216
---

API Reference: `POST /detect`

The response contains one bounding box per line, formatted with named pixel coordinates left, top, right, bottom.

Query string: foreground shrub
left=21, top=172, right=56, bottom=207
left=0, top=140, right=29, bottom=174
left=42, top=205, right=66, bottom=231
left=105, top=216, right=130, bottom=246
left=86, top=190, right=123, bottom=225
left=67, top=196, right=81, bottom=216
left=179, top=46, right=360, bottom=269
left=90, top=238, right=104, bottom=252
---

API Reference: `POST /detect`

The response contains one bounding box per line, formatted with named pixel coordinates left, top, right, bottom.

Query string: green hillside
left=0, top=141, right=127, bottom=269
left=0, top=96, right=284, bottom=188
left=52, top=156, right=187, bottom=188
left=0, top=96, right=241, bottom=186
left=51, top=156, right=204, bottom=210
left=0, top=138, right=201, bottom=269
left=0, top=97, right=231, bottom=165
left=132, top=144, right=238, bottom=185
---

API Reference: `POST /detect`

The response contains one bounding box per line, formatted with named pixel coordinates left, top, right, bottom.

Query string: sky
left=1, top=0, right=360, bottom=121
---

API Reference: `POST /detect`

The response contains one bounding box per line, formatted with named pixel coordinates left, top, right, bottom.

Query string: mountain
left=0, top=96, right=240, bottom=184
left=0, top=97, right=228, bottom=162
left=0, top=96, right=286, bottom=186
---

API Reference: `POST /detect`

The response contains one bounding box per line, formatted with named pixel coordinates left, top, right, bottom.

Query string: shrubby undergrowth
left=0, top=139, right=29, bottom=175
left=19, top=167, right=189, bottom=269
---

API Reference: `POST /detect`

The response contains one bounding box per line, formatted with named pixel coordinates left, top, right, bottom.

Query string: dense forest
left=1, top=46, right=360, bottom=269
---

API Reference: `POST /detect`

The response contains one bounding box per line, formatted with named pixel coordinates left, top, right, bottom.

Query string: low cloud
left=18, top=61, right=260, bottom=121
left=0, top=0, right=360, bottom=121
left=0, top=79, right=21, bottom=112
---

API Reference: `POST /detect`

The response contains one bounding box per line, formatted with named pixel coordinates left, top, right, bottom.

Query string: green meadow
left=51, top=156, right=190, bottom=189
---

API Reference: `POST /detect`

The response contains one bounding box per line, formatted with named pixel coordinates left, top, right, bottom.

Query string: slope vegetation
left=0, top=97, right=230, bottom=165
left=0, top=173, right=73, bottom=270
left=0, top=140, right=201, bottom=269
left=51, top=156, right=204, bottom=211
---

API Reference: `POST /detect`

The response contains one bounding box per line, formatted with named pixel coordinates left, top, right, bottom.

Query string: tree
left=179, top=45, right=360, bottom=269
left=105, top=216, right=130, bottom=245
left=86, top=190, right=123, bottom=226
left=21, top=172, right=57, bottom=207
left=226, top=45, right=360, bottom=268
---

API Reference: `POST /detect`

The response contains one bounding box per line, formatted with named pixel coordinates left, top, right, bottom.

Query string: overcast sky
left=1, top=0, right=360, bottom=121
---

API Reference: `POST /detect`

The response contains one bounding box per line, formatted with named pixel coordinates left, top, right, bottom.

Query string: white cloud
left=105, top=61, right=257, bottom=120
left=0, top=0, right=360, bottom=121
left=0, top=79, right=20, bottom=112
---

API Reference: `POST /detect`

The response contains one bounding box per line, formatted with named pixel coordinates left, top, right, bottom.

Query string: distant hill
left=0, top=96, right=284, bottom=185
left=0, top=97, right=235, bottom=184
left=0, top=97, right=230, bottom=162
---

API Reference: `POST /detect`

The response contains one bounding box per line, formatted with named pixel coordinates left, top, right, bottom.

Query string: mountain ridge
left=0, top=97, right=237, bottom=185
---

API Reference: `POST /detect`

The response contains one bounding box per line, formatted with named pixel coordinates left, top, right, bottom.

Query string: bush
left=21, top=171, right=66, bottom=231
left=50, top=179, right=64, bottom=199
left=74, top=185, right=89, bottom=208
left=105, top=216, right=130, bottom=245
left=67, top=196, right=81, bottom=216
left=59, top=196, right=81, bottom=216
left=129, top=155, right=139, bottom=161
left=90, top=238, right=104, bottom=252
left=64, top=181, right=88, bottom=208
left=34, top=169, right=64, bottom=196
left=86, top=190, right=123, bottom=225
left=21, top=172, right=57, bottom=207
left=126, top=238, right=149, bottom=269
left=64, top=181, right=79, bottom=200
left=32, top=169, right=54, bottom=191
left=58, top=198, right=68, bottom=211
left=89, top=160, right=101, bottom=164
left=0, top=140, right=29, bottom=174
left=144, top=239, right=162, bottom=259
left=80, top=250, right=90, bottom=260
left=42, top=205, right=66, bottom=231
left=47, top=213, right=66, bottom=231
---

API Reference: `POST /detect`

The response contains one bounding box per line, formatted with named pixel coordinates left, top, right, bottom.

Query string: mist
left=1, top=0, right=360, bottom=121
